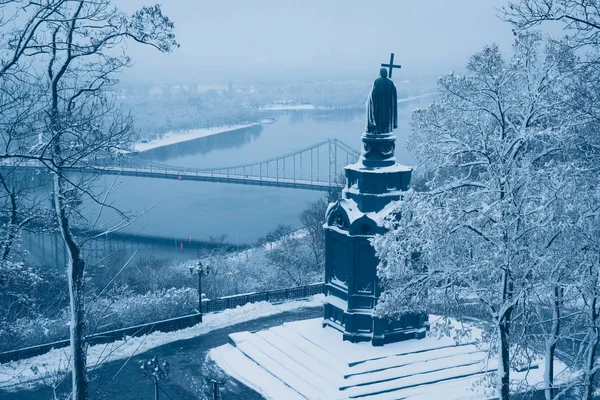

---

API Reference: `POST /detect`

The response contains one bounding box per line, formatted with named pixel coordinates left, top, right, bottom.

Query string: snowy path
left=0, top=297, right=323, bottom=399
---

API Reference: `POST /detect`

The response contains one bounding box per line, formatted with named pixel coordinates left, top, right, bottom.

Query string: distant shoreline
left=397, top=92, right=438, bottom=103
left=259, top=104, right=316, bottom=111
left=132, top=122, right=262, bottom=153
left=131, top=92, right=436, bottom=153
left=259, top=92, right=438, bottom=111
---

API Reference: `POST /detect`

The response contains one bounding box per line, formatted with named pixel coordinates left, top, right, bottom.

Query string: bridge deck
left=13, top=165, right=341, bottom=192
left=3, top=138, right=358, bottom=192
left=87, top=166, right=339, bottom=191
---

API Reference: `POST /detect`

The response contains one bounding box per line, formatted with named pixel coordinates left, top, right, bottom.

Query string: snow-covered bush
left=0, top=287, right=197, bottom=351
left=87, top=287, right=197, bottom=333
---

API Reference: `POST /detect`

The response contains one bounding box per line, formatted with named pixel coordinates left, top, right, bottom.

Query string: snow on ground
left=220, top=226, right=308, bottom=265
left=0, top=295, right=324, bottom=391
left=211, top=344, right=306, bottom=400
left=133, top=122, right=259, bottom=152
left=211, top=315, right=572, bottom=400
left=259, top=104, right=316, bottom=111
left=258, top=93, right=437, bottom=112
left=397, top=92, right=437, bottom=104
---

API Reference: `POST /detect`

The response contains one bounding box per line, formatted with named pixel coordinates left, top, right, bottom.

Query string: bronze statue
left=366, top=67, right=398, bottom=134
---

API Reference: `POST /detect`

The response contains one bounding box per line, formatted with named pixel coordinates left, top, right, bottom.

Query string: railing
left=0, top=283, right=324, bottom=364
left=110, top=138, right=359, bottom=187
left=202, top=283, right=323, bottom=313
left=0, top=138, right=360, bottom=190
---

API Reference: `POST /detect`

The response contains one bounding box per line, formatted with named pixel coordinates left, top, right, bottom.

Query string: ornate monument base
left=323, top=132, right=428, bottom=346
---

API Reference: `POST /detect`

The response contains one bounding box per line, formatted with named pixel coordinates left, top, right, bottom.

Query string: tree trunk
left=53, top=172, right=88, bottom=400
left=544, top=286, right=561, bottom=400
left=583, top=297, right=599, bottom=400
left=498, top=266, right=513, bottom=400
left=498, top=309, right=512, bottom=400
left=1, top=185, right=18, bottom=261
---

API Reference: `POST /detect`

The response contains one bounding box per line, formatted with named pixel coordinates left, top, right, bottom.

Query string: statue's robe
left=366, top=76, right=398, bottom=134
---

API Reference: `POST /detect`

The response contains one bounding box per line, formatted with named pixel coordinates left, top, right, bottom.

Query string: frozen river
left=25, top=97, right=433, bottom=269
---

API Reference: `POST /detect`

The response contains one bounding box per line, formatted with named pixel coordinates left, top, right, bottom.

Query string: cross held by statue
left=381, top=53, right=401, bottom=79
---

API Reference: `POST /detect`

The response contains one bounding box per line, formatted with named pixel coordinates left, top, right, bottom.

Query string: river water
left=25, top=97, right=432, bottom=269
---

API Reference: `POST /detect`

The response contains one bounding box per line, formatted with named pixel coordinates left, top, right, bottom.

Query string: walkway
left=0, top=307, right=321, bottom=400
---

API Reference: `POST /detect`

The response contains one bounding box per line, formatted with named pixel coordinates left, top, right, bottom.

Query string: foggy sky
left=119, top=0, right=516, bottom=84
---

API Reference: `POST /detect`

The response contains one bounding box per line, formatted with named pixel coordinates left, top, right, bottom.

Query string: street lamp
left=189, top=261, right=210, bottom=322
left=140, top=356, right=169, bottom=400
left=207, top=378, right=226, bottom=400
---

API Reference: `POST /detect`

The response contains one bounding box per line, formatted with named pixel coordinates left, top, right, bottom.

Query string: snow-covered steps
left=210, top=317, right=567, bottom=400
left=228, top=331, right=339, bottom=399
left=356, top=375, right=491, bottom=400
left=209, top=343, right=306, bottom=400
left=344, top=362, right=493, bottom=398
left=344, top=343, right=482, bottom=377
left=268, top=324, right=347, bottom=375
left=255, top=329, right=342, bottom=385
left=341, top=349, right=488, bottom=390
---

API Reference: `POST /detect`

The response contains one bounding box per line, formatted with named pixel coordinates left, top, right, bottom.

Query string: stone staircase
left=210, top=318, right=551, bottom=400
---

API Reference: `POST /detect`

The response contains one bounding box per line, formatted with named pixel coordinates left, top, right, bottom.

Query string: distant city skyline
left=119, top=1, right=518, bottom=84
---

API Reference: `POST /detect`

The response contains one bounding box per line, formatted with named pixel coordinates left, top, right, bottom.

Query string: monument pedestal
left=323, top=133, right=428, bottom=345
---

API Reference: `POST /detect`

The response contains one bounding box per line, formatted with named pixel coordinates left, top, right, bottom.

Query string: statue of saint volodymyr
left=366, top=68, right=398, bottom=134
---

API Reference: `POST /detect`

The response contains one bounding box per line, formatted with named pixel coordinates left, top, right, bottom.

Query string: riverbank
left=259, top=104, right=316, bottom=111
left=397, top=91, right=438, bottom=103
left=132, top=92, right=435, bottom=153
left=258, top=92, right=438, bottom=111
left=133, top=122, right=261, bottom=152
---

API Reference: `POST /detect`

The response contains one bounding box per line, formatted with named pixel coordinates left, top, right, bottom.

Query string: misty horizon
left=118, top=0, right=517, bottom=85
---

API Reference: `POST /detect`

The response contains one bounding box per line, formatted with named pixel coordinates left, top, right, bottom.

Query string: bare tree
left=41, top=4, right=177, bottom=398
left=0, top=0, right=63, bottom=348
left=298, top=197, right=328, bottom=271
left=267, top=233, right=318, bottom=287
left=504, top=0, right=600, bottom=48
left=0, top=2, right=179, bottom=399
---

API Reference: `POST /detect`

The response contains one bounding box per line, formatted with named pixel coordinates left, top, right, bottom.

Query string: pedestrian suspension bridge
left=74, top=138, right=360, bottom=192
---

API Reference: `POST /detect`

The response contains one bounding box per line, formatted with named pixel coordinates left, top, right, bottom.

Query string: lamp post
left=204, top=376, right=226, bottom=400
left=140, top=356, right=169, bottom=400
left=189, top=261, right=210, bottom=322
left=210, top=379, right=226, bottom=400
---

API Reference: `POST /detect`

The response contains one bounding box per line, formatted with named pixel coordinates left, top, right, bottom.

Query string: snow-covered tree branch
left=373, top=32, right=579, bottom=400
